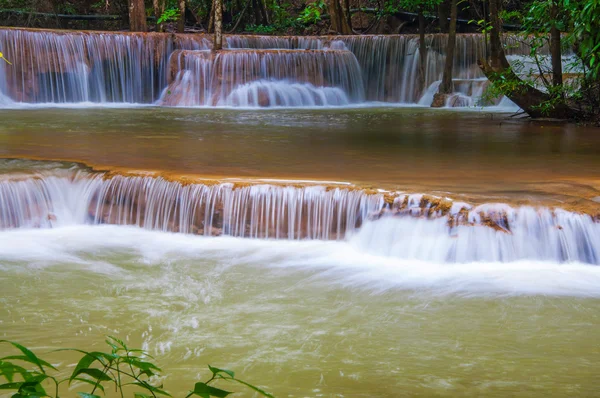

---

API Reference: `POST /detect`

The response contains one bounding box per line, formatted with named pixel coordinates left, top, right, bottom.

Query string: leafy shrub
left=0, top=337, right=274, bottom=398
left=245, top=24, right=277, bottom=34
left=296, top=0, right=325, bottom=24
left=157, top=8, right=179, bottom=24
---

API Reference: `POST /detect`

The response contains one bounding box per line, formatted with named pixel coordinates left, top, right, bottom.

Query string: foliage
left=0, top=0, right=31, bottom=11
left=467, top=18, right=491, bottom=33
left=90, top=1, right=106, bottom=11
left=244, top=1, right=298, bottom=33
left=499, top=9, right=522, bottom=24
left=399, top=0, right=442, bottom=13
left=382, top=0, right=400, bottom=15
left=296, top=0, right=325, bottom=25
left=58, top=3, right=77, bottom=15
left=0, top=337, right=274, bottom=398
left=570, top=0, right=600, bottom=79
left=245, top=24, right=277, bottom=34
left=158, top=8, right=180, bottom=24
left=480, top=0, right=600, bottom=119
left=266, top=1, right=294, bottom=28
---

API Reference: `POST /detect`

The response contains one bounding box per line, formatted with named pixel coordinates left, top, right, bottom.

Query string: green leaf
left=0, top=341, right=57, bottom=372
left=208, top=366, right=234, bottom=379
left=71, top=378, right=105, bottom=392
left=69, top=353, right=104, bottom=383
left=77, top=393, right=101, bottom=398
left=191, top=382, right=231, bottom=398
left=0, top=381, right=24, bottom=389
left=230, top=379, right=275, bottom=398
left=0, top=375, right=48, bottom=391
left=0, top=361, right=29, bottom=383
left=134, top=394, right=153, bottom=398
left=18, top=380, right=47, bottom=397
left=2, top=376, right=49, bottom=397
left=72, top=368, right=112, bottom=382
left=104, top=340, right=119, bottom=353
left=132, top=382, right=171, bottom=397
left=122, top=357, right=160, bottom=377
left=106, top=336, right=128, bottom=351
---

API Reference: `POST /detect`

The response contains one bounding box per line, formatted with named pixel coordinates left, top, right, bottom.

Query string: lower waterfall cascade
left=0, top=28, right=546, bottom=108
left=0, top=168, right=598, bottom=264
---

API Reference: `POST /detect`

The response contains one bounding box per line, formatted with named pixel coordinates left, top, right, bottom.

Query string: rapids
left=0, top=169, right=598, bottom=264
left=2, top=222, right=600, bottom=396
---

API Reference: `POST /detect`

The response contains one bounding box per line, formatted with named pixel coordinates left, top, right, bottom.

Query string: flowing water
left=1, top=28, right=600, bottom=397
left=0, top=106, right=600, bottom=396
left=0, top=28, right=545, bottom=108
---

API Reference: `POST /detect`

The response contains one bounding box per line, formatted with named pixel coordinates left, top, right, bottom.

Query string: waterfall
left=0, top=172, right=383, bottom=239
left=0, top=171, right=598, bottom=264
left=159, top=49, right=364, bottom=107
left=222, top=80, right=351, bottom=107
left=225, top=35, right=324, bottom=49
left=0, top=29, right=173, bottom=103
left=0, top=28, right=547, bottom=108
left=353, top=207, right=599, bottom=264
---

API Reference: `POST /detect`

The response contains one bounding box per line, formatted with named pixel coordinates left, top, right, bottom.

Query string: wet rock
left=430, top=92, right=449, bottom=108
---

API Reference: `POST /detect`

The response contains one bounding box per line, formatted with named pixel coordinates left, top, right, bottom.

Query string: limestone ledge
left=1, top=162, right=599, bottom=236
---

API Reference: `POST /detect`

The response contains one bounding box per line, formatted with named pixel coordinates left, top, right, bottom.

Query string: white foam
left=1, top=225, right=600, bottom=297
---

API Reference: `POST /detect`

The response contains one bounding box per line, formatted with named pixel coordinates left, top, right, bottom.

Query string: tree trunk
left=208, top=0, right=214, bottom=33
left=128, top=0, right=147, bottom=32
left=153, top=0, right=165, bottom=32
left=252, top=0, right=262, bottom=24
left=488, top=0, right=508, bottom=69
left=418, top=8, right=427, bottom=95
left=550, top=1, right=563, bottom=87
left=438, top=0, right=449, bottom=33
left=478, top=0, right=579, bottom=118
left=178, top=0, right=186, bottom=32
left=213, top=0, right=223, bottom=50
left=328, top=0, right=352, bottom=34
left=342, top=0, right=352, bottom=32
left=438, top=0, right=457, bottom=94
left=257, top=0, right=270, bottom=25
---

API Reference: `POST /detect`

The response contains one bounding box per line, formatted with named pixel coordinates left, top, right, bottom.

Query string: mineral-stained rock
left=431, top=92, right=449, bottom=108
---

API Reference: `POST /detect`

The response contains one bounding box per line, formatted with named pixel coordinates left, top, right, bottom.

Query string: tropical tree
left=479, top=0, right=600, bottom=121
left=431, top=0, right=458, bottom=106
left=128, top=0, right=147, bottom=31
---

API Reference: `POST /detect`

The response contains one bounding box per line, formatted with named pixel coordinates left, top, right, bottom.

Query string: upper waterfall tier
left=0, top=29, right=174, bottom=103
left=159, top=49, right=364, bottom=107
left=0, top=169, right=598, bottom=264
left=0, top=28, right=539, bottom=107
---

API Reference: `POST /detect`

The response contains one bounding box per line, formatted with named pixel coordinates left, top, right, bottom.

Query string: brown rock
left=431, top=92, right=449, bottom=108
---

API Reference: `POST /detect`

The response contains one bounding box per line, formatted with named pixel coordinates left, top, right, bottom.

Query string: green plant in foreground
left=0, top=337, right=274, bottom=398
